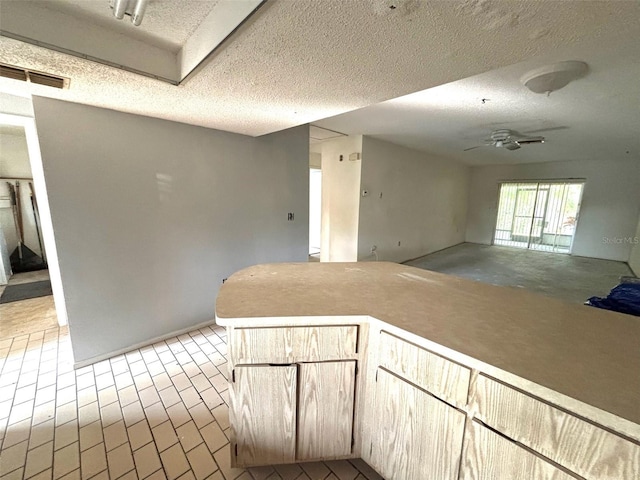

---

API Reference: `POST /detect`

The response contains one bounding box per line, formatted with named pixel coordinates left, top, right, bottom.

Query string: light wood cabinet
left=378, top=331, right=471, bottom=408
left=229, top=325, right=360, bottom=466
left=460, top=419, right=576, bottom=480
left=297, top=361, right=356, bottom=460
left=230, top=326, right=358, bottom=364
left=471, top=375, right=640, bottom=480
left=230, top=365, right=297, bottom=466
left=370, top=368, right=466, bottom=480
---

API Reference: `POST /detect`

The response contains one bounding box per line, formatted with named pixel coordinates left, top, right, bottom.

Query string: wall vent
left=0, top=63, right=69, bottom=89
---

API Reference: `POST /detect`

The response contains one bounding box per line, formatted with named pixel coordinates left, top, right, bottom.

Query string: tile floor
left=0, top=323, right=382, bottom=480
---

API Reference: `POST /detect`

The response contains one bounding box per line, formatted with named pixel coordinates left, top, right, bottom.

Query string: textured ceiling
left=1, top=0, right=639, bottom=141
left=316, top=34, right=640, bottom=166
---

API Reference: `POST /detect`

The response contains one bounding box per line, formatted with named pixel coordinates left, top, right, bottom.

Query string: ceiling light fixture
left=110, top=0, right=148, bottom=26
left=521, top=61, right=588, bottom=95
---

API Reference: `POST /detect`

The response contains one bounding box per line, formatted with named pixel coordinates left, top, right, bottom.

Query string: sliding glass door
left=494, top=181, right=583, bottom=253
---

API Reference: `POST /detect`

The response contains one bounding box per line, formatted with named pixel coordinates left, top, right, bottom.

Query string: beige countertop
left=216, top=262, right=640, bottom=426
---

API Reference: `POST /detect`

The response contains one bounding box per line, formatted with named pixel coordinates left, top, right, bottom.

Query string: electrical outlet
left=288, top=212, right=294, bottom=221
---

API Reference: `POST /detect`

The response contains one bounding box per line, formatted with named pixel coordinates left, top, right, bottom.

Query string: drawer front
left=472, top=375, right=640, bottom=480
left=460, top=420, right=575, bottom=480
left=231, top=326, right=358, bottom=364
left=378, top=332, right=470, bottom=407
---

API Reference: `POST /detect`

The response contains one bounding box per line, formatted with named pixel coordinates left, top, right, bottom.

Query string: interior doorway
left=494, top=181, right=584, bottom=253
left=309, top=168, right=322, bottom=258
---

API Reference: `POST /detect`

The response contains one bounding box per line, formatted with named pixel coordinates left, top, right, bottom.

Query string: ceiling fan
left=464, top=129, right=545, bottom=151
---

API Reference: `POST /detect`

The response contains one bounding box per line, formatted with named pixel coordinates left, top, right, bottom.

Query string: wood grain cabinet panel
left=231, top=326, right=358, bottom=364
left=378, top=331, right=470, bottom=407
left=460, top=420, right=576, bottom=480
left=230, top=365, right=297, bottom=467
left=297, top=361, right=356, bottom=460
left=472, top=375, right=640, bottom=480
left=370, top=368, right=465, bottom=480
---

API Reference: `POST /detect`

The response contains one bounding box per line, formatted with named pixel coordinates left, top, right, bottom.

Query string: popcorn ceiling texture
left=1, top=0, right=639, bottom=137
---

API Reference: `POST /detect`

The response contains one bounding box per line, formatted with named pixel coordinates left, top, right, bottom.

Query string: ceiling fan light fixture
left=521, top=61, right=588, bottom=95
left=111, top=0, right=148, bottom=26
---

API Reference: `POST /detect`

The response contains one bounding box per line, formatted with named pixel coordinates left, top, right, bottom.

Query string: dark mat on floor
left=0, top=280, right=53, bottom=304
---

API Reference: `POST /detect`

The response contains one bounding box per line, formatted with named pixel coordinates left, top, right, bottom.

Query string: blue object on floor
left=586, top=282, right=640, bottom=317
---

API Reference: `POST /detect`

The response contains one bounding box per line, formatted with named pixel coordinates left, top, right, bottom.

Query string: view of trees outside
left=494, top=182, right=583, bottom=252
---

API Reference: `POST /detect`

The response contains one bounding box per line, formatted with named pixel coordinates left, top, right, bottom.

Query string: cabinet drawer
left=460, top=420, right=575, bottom=479
left=471, top=375, right=640, bottom=480
left=378, top=332, right=470, bottom=407
left=231, top=326, right=358, bottom=364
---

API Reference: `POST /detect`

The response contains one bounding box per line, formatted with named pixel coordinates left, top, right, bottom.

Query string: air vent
left=0, top=63, right=69, bottom=89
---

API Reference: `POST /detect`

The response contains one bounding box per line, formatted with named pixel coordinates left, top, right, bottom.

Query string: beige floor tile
left=182, top=363, right=200, bottom=379
left=103, top=420, right=128, bottom=451
left=0, top=467, right=24, bottom=480
left=179, top=387, right=202, bottom=410
left=199, top=422, right=227, bottom=454
left=347, top=459, right=382, bottom=480
left=246, top=465, right=275, bottom=480
left=55, top=386, right=75, bottom=407
left=299, top=462, right=330, bottom=480
left=152, top=420, right=179, bottom=452
left=54, top=419, right=79, bottom=451
left=210, top=405, right=229, bottom=431
left=199, top=388, right=224, bottom=411
left=54, top=402, right=77, bottom=428
left=152, top=373, right=172, bottom=391
left=100, top=401, right=123, bottom=427
left=160, top=443, right=190, bottom=480
left=176, top=420, right=203, bottom=453
left=212, top=447, right=245, bottom=480
left=80, top=442, right=107, bottom=479
left=0, top=439, right=29, bottom=476
left=75, top=386, right=97, bottom=408
left=325, top=460, right=358, bottom=480
left=159, top=386, right=182, bottom=408
left=28, top=467, right=53, bottom=480
left=133, top=372, right=153, bottom=391
left=189, top=403, right=214, bottom=429
left=114, top=372, right=135, bottom=390
left=144, top=401, right=170, bottom=429
left=186, top=443, right=218, bottom=480
left=97, top=385, right=118, bottom=407
left=171, top=373, right=192, bottom=392
left=206, top=471, right=224, bottom=480
left=24, top=440, right=54, bottom=478
left=133, top=442, right=162, bottom=479
left=208, top=375, right=228, bottom=394
left=166, top=402, right=190, bottom=429
left=53, top=442, right=79, bottom=479
left=273, top=463, right=302, bottom=480
left=138, top=386, right=161, bottom=408
left=29, top=418, right=55, bottom=449
left=127, top=419, right=153, bottom=451
left=3, top=417, right=31, bottom=448
left=8, top=398, right=34, bottom=425
left=77, top=402, right=100, bottom=426
left=13, top=383, right=37, bottom=404
left=146, top=468, right=168, bottom=480
left=117, top=385, right=139, bottom=407
left=79, top=420, right=104, bottom=451
left=122, top=400, right=146, bottom=428
left=190, top=375, right=211, bottom=394
left=107, top=442, right=135, bottom=479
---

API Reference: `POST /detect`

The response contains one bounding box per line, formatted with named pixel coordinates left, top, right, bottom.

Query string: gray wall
left=358, top=137, right=470, bottom=263
left=465, top=159, right=640, bottom=262
left=33, top=97, right=309, bottom=364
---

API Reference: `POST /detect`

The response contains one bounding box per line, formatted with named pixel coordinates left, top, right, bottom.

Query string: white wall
left=466, top=159, right=640, bottom=262
left=629, top=215, right=640, bottom=276
left=33, top=97, right=309, bottom=364
left=358, top=137, right=470, bottom=263
left=319, top=135, right=362, bottom=262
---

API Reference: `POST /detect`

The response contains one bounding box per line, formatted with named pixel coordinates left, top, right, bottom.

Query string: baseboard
left=73, top=317, right=219, bottom=369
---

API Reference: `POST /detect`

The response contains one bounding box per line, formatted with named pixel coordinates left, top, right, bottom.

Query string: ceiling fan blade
left=463, top=145, right=488, bottom=151
left=523, top=126, right=568, bottom=134
left=516, top=136, right=545, bottom=144
left=504, top=143, right=521, bottom=151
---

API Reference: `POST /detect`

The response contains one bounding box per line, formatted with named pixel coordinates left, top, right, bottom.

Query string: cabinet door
left=460, top=420, right=575, bottom=480
left=371, top=368, right=465, bottom=480
left=297, top=361, right=356, bottom=460
left=231, top=365, right=297, bottom=467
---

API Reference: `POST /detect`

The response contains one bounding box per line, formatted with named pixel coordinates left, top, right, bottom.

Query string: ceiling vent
left=0, top=63, right=69, bottom=89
